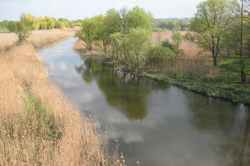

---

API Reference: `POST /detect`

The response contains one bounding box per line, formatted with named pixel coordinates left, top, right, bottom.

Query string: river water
left=39, top=38, right=250, bottom=166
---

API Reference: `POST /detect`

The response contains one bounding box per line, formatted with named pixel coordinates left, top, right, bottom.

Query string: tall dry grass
left=147, top=58, right=220, bottom=78
left=0, top=44, right=107, bottom=165
left=0, top=28, right=80, bottom=51
left=150, top=32, right=220, bottom=78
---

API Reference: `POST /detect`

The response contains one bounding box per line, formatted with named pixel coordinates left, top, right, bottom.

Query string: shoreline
left=74, top=48, right=250, bottom=106
left=0, top=34, right=108, bottom=165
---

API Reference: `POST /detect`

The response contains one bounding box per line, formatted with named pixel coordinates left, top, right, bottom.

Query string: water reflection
left=40, top=38, right=250, bottom=166
left=215, top=107, right=250, bottom=166
left=75, top=57, right=170, bottom=120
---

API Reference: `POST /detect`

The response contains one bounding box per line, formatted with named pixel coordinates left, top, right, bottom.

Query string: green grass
left=0, top=27, right=9, bottom=33
left=219, top=58, right=250, bottom=76
left=143, top=58, right=250, bottom=105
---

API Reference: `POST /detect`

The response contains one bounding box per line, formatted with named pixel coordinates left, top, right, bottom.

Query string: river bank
left=0, top=37, right=108, bottom=165
left=73, top=42, right=250, bottom=105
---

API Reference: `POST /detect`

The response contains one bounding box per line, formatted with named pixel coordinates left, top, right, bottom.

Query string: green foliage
left=161, top=39, right=174, bottom=51
left=7, top=15, right=32, bottom=45
left=184, top=0, right=239, bottom=65
left=103, top=9, right=121, bottom=36
left=127, top=6, right=155, bottom=30
left=0, top=20, right=9, bottom=28
left=117, top=28, right=152, bottom=74
left=148, top=45, right=176, bottom=63
left=44, top=16, right=55, bottom=29
left=74, top=17, right=97, bottom=50
left=171, top=25, right=183, bottom=55
left=54, top=21, right=62, bottom=29
left=17, top=84, right=61, bottom=140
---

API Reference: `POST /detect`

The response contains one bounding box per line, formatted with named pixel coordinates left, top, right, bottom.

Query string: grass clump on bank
left=0, top=44, right=107, bottom=165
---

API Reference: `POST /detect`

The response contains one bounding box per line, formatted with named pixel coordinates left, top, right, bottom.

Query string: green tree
left=7, top=14, right=32, bottom=45
left=127, top=6, right=155, bottom=30
left=171, top=25, right=183, bottom=55
left=117, top=28, right=152, bottom=74
left=222, top=0, right=250, bottom=82
left=44, top=16, right=55, bottom=29
left=1, top=20, right=9, bottom=27
left=184, top=0, right=239, bottom=66
left=74, top=17, right=97, bottom=50
left=167, top=21, right=176, bottom=30
left=103, top=9, right=121, bottom=36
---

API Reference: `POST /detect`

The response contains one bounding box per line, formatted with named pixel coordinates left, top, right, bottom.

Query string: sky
left=0, top=0, right=205, bottom=21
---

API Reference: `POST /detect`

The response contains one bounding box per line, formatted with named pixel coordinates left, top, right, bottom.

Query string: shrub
left=161, top=39, right=174, bottom=51
left=148, top=45, right=176, bottom=63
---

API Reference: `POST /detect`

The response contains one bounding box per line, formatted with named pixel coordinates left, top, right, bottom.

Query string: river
left=39, top=38, right=250, bottom=166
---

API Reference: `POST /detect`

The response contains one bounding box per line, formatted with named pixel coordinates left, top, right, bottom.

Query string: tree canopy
left=184, top=0, right=239, bottom=66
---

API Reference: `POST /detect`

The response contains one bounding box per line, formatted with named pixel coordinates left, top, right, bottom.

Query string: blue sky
left=0, top=0, right=204, bottom=21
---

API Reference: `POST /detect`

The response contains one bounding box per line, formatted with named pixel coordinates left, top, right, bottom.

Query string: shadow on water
left=75, top=57, right=170, bottom=121
left=187, top=92, right=250, bottom=165
left=215, top=106, right=250, bottom=166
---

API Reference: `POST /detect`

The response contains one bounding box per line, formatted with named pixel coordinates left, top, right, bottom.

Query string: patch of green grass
left=176, top=81, right=250, bottom=104
left=0, top=27, right=9, bottom=33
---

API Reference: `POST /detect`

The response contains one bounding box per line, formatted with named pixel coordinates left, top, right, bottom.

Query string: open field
left=152, top=31, right=212, bottom=57
left=0, top=27, right=80, bottom=51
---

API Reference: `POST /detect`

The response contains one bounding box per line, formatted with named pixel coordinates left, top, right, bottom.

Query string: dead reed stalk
left=0, top=43, right=107, bottom=165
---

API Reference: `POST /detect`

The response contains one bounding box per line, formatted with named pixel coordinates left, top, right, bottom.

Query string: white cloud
left=58, top=61, right=67, bottom=71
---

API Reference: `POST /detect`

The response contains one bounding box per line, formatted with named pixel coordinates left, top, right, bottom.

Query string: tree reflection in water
left=75, top=57, right=169, bottom=121
left=187, top=93, right=250, bottom=165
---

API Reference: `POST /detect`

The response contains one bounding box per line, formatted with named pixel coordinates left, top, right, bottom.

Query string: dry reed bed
left=0, top=44, right=105, bottom=165
left=0, top=27, right=80, bottom=51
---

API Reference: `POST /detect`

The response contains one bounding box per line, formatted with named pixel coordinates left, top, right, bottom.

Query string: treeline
left=75, top=6, right=181, bottom=74
left=1, top=14, right=81, bottom=30
left=155, top=20, right=190, bottom=31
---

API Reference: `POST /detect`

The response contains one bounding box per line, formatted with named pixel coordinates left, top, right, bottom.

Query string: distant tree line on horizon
left=0, top=15, right=82, bottom=30
left=155, top=20, right=190, bottom=31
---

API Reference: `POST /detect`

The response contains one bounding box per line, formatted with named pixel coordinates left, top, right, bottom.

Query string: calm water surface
left=39, top=38, right=250, bottom=166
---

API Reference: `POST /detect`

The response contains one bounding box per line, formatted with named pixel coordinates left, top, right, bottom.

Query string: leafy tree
left=7, top=14, right=32, bottom=45
left=171, top=25, right=183, bottom=55
left=167, top=21, right=176, bottom=30
left=222, top=0, right=250, bottom=82
left=94, top=22, right=110, bottom=55
left=74, top=17, right=97, bottom=50
left=1, top=20, right=9, bottom=27
left=117, top=28, right=152, bottom=74
left=103, top=9, right=121, bottom=36
left=44, top=16, right=55, bottom=29
left=23, top=14, right=40, bottom=30
left=54, top=21, right=63, bottom=29
left=184, top=0, right=239, bottom=66
left=127, top=6, right=155, bottom=30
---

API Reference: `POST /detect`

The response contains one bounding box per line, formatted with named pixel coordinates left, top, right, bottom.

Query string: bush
left=161, top=39, right=174, bottom=51
left=148, top=45, right=176, bottom=63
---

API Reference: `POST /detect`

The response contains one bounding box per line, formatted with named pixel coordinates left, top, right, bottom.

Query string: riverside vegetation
left=74, top=1, right=250, bottom=105
left=0, top=15, right=118, bottom=165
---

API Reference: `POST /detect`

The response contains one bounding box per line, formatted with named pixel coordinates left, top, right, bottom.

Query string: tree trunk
left=213, top=56, right=217, bottom=66
left=240, top=60, right=246, bottom=83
